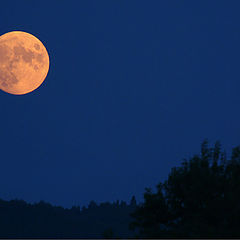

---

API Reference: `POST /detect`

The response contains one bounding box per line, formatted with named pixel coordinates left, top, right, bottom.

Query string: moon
left=0, top=31, right=49, bottom=95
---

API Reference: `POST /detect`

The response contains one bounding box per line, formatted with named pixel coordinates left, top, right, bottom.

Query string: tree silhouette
left=130, top=196, right=137, bottom=207
left=130, top=140, right=240, bottom=238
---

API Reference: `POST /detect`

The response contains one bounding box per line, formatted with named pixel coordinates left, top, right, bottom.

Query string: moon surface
left=0, top=31, right=49, bottom=95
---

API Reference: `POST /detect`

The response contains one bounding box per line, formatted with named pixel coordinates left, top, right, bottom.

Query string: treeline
left=2, top=140, right=240, bottom=238
left=0, top=196, right=137, bottom=238
left=131, top=140, right=240, bottom=238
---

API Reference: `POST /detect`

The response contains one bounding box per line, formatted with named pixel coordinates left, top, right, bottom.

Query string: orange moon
left=0, top=31, right=49, bottom=95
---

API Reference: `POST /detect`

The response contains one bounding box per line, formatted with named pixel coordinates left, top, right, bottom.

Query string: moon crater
left=0, top=31, right=49, bottom=95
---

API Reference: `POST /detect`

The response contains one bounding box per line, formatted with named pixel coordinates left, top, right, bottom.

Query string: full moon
left=0, top=31, right=49, bottom=95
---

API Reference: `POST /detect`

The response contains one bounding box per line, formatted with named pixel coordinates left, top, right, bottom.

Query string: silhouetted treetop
left=130, top=140, right=240, bottom=238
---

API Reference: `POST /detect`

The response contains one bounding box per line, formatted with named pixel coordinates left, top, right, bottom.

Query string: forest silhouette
left=0, top=197, right=137, bottom=238
left=1, top=140, right=240, bottom=238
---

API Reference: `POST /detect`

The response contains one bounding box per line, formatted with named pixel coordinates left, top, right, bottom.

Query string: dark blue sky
left=0, top=0, right=240, bottom=208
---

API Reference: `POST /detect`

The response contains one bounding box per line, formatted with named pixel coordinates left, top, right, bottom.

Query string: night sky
left=0, top=0, right=240, bottom=208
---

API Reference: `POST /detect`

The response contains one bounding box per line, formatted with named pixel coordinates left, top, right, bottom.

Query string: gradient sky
left=0, top=0, right=240, bottom=208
